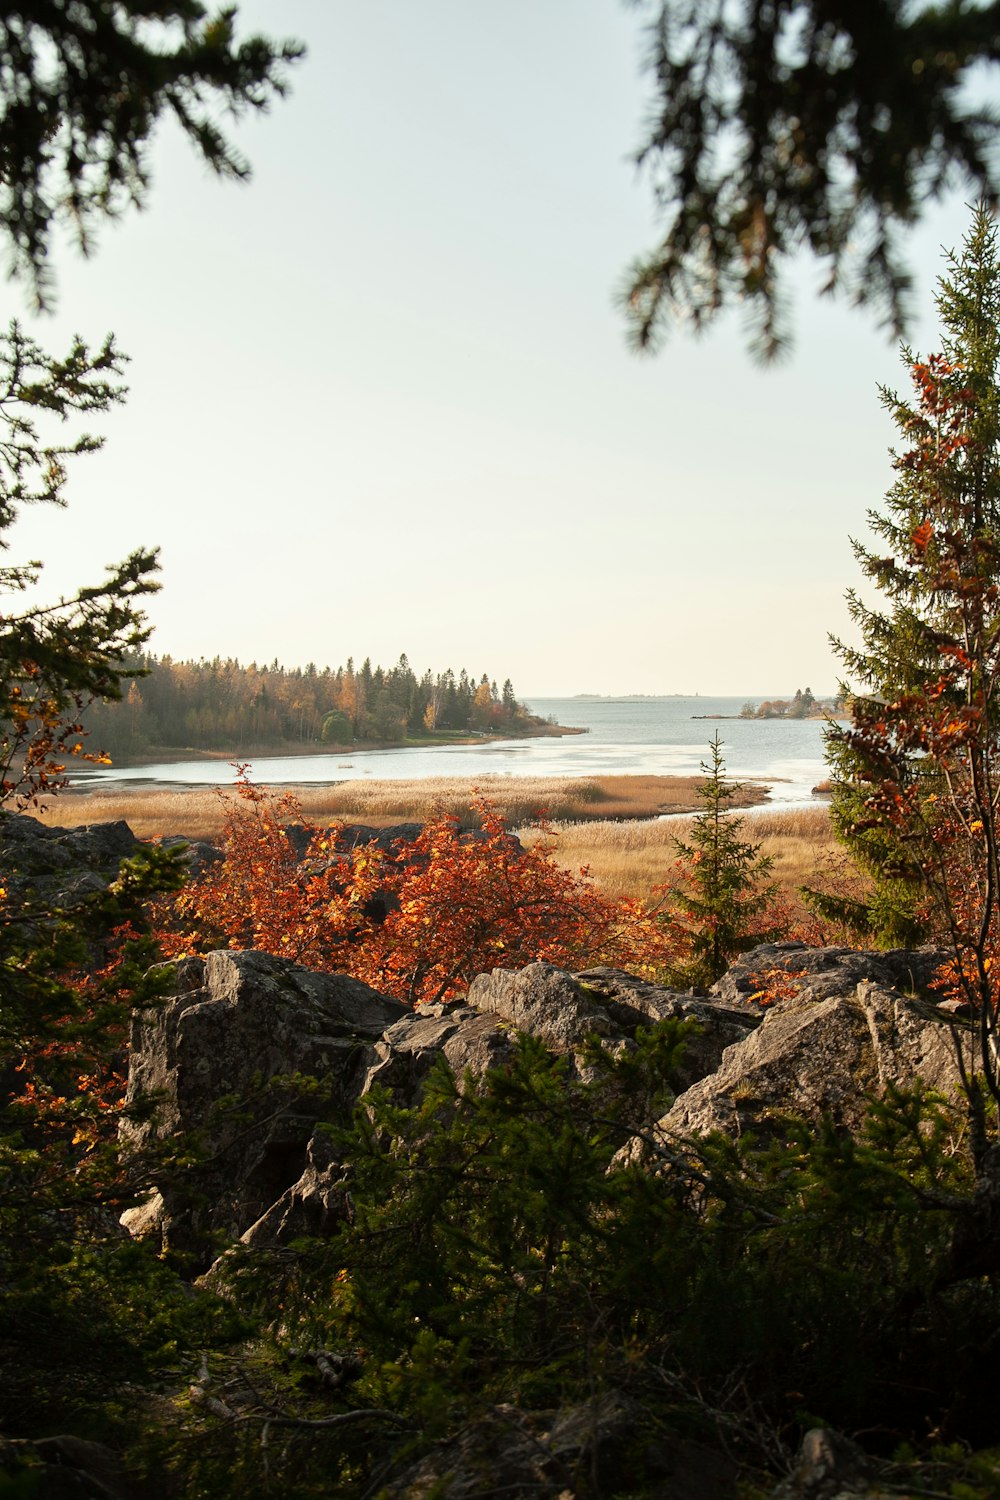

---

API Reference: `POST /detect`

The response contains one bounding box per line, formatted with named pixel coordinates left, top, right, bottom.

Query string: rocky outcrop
left=0, top=813, right=139, bottom=899
left=121, top=943, right=973, bottom=1265
left=575, top=965, right=761, bottom=1090
left=122, top=954, right=758, bottom=1260
left=709, top=940, right=950, bottom=1008
left=619, top=950, right=974, bottom=1163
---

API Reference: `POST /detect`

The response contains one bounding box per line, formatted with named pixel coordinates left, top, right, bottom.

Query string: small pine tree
left=666, top=735, right=781, bottom=987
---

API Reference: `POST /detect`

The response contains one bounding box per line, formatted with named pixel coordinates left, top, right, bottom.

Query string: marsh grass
left=32, top=773, right=767, bottom=842
left=30, top=776, right=833, bottom=910
left=519, top=804, right=841, bottom=904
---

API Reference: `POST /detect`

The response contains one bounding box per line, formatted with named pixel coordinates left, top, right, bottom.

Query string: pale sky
left=7, top=1, right=979, bottom=697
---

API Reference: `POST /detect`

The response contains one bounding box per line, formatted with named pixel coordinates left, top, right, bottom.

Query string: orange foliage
left=745, top=966, right=809, bottom=1008
left=159, top=771, right=674, bottom=1005
left=11, top=916, right=148, bottom=1162
left=161, top=766, right=385, bottom=974
left=363, top=801, right=673, bottom=1003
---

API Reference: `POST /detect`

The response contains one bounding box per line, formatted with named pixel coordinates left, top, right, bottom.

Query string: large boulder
left=360, top=1001, right=518, bottom=1104
left=121, top=949, right=407, bottom=1259
left=467, top=961, right=759, bottom=1088
left=574, top=965, right=761, bottom=1091
left=123, top=944, right=977, bottom=1266
left=620, top=947, right=976, bottom=1162
left=239, top=963, right=763, bottom=1257
left=710, top=941, right=949, bottom=1008
left=0, top=811, right=139, bottom=902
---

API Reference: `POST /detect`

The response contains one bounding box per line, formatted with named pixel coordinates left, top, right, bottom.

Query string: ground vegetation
left=35, top=771, right=768, bottom=840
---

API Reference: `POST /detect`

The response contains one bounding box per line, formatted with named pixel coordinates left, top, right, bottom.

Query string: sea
left=70, top=696, right=834, bottom=813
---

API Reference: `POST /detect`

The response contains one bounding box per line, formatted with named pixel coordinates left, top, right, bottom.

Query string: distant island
left=693, top=688, right=846, bottom=721
left=82, top=652, right=580, bottom=765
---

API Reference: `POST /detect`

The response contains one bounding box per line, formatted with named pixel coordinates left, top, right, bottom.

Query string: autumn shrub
left=161, top=772, right=675, bottom=1002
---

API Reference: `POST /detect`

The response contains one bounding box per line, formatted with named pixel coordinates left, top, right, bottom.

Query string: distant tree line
left=81, top=652, right=539, bottom=760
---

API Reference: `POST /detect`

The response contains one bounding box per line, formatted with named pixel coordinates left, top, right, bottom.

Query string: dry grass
left=30, top=775, right=846, bottom=920
left=31, top=773, right=768, bottom=842
left=519, top=804, right=840, bottom=905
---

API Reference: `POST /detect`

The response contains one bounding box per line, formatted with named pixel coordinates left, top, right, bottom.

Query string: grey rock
left=239, top=1126, right=350, bottom=1249
left=574, top=965, right=761, bottom=1090
left=156, top=833, right=221, bottom=873
left=711, top=941, right=948, bottom=1008
left=467, top=960, right=758, bottom=1058
left=122, top=942, right=978, bottom=1271
left=361, top=1004, right=517, bottom=1104
left=625, top=976, right=974, bottom=1160
left=0, top=812, right=138, bottom=890
left=121, top=949, right=407, bottom=1260
left=467, top=961, right=620, bottom=1048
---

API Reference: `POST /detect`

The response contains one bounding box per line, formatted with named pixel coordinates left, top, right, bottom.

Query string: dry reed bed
left=34, top=773, right=767, bottom=842
left=30, top=775, right=829, bottom=907
left=519, top=804, right=839, bottom=904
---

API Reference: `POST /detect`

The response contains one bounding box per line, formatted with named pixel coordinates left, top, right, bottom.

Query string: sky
left=6, top=1, right=983, bottom=698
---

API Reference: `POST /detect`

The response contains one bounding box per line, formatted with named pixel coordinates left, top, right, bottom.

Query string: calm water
left=71, top=696, right=833, bottom=811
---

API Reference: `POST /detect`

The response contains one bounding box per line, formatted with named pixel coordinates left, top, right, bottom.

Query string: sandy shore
left=30, top=772, right=772, bottom=841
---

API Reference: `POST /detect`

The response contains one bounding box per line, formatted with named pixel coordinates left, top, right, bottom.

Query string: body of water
left=71, top=697, right=834, bottom=811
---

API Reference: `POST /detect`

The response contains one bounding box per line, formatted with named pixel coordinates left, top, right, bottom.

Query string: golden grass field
left=31, top=774, right=836, bottom=905
left=520, top=804, right=841, bottom=904
left=33, top=772, right=767, bottom=840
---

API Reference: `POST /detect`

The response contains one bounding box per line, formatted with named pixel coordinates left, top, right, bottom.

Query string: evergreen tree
left=0, top=323, right=159, bottom=805
left=0, top=5, right=303, bottom=308
left=817, top=203, right=1000, bottom=1201
left=821, top=206, right=1000, bottom=952
left=666, top=735, right=780, bottom=986
left=627, top=2, right=1000, bottom=357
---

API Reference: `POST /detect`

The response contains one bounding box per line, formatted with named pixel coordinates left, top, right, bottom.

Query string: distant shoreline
left=93, top=719, right=587, bottom=770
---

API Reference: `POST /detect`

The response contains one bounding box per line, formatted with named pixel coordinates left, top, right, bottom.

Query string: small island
left=693, top=687, right=846, bottom=721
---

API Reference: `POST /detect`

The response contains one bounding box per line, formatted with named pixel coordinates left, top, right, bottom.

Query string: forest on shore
left=80, top=652, right=551, bottom=761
